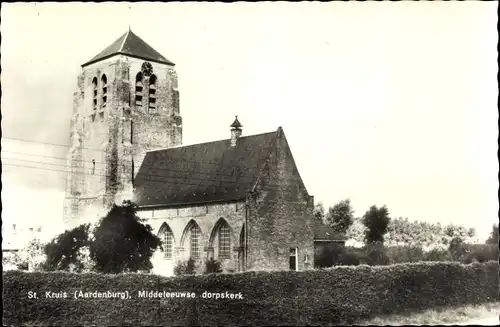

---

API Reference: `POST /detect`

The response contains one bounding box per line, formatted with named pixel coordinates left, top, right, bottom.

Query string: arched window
left=218, top=222, right=231, bottom=259
left=181, top=220, right=202, bottom=260
left=159, top=223, right=175, bottom=259
left=101, top=74, right=107, bottom=108
left=148, top=74, right=157, bottom=113
left=209, top=218, right=231, bottom=260
left=190, top=224, right=201, bottom=259
left=92, top=77, right=98, bottom=111
left=135, top=72, right=143, bottom=106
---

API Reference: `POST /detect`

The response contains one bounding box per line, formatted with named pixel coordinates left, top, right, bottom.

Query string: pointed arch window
left=218, top=222, right=231, bottom=259
left=92, top=77, right=98, bottom=111
left=159, top=223, right=175, bottom=259
left=210, top=219, right=231, bottom=260
left=148, top=74, right=157, bottom=113
left=190, top=224, right=201, bottom=259
left=135, top=72, right=143, bottom=106
left=101, top=74, right=107, bottom=108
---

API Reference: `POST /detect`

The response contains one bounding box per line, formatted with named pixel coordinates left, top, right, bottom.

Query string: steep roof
left=312, top=219, right=347, bottom=241
left=82, top=29, right=174, bottom=67
left=133, top=130, right=279, bottom=207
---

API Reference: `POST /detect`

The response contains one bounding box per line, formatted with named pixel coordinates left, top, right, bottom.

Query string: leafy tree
left=204, top=258, right=223, bottom=274
left=486, top=224, right=499, bottom=245
left=448, top=236, right=466, bottom=261
left=44, top=224, right=91, bottom=272
left=90, top=200, right=161, bottom=274
left=325, top=199, right=355, bottom=235
left=345, top=217, right=366, bottom=246
left=313, top=203, right=325, bottom=222
left=362, top=205, right=391, bottom=244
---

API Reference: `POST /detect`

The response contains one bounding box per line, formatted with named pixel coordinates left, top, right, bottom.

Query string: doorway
left=289, top=248, right=298, bottom=271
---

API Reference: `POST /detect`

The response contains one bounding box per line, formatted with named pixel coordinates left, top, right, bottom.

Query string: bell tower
left=63, top=29, right=182, bottom=228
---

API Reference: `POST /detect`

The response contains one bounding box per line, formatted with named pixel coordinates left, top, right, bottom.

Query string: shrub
left=314, top=242, right=345, bottom=268
left=462, top=244, right=499, bottom=264
left=423, top=248, right=453, bottom=262
left=3, top=261, right=498, bottom=326
left=204, top=258, right=223, bottom=274
left=364, top=243, right=390, bottom=266
left=173, top=258, right=197, bottom=276
left=44, top=224, right=91, bottom=272
left=386, top=245, right=425, bottom=264
left=337, top=250, right=361, bottom=266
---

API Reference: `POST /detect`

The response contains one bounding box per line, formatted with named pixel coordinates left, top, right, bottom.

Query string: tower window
left=101, top=74, right=107, bottom=108
left=135, top=72, right=143, bottom=106
left=148, top=74, right=157, bottom=113
left=92, top=77, right=98, bottom=111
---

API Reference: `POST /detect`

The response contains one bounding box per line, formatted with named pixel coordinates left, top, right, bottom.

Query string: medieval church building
left=64, top=30, right=341, bottom=276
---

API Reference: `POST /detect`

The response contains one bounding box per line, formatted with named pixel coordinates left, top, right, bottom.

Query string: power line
left=2, top=136, right=102, bottom=152
left=2, top=162, right=284, bottom=191
left=1, top=150, right=270, bottom=182
left=2, top=137, right=249, bottom=168
left=2, top=150, right=107, bottom=165
left=1, top=156, right=251, bottom=185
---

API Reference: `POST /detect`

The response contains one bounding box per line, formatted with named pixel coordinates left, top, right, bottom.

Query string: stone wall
left=63, top=54, right=182, bottom=229
left=137, top=200, right=246, bottom=276
left=246, top=128, right=315, bottom=271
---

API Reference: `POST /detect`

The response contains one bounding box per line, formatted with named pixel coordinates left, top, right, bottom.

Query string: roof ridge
left=250, top=128, right=281, bottom=193
left=118, top=29, right=130, bottom=53
left=147, top=130, right=278, bottom=153
left=82, top=30, right=175, bottom=67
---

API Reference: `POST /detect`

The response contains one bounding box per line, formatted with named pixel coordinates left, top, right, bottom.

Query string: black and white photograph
left=1, top=2, right=498, bottom=326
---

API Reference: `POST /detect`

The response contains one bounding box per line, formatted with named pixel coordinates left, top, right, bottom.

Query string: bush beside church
left=3, top=261, right=497, bottom=326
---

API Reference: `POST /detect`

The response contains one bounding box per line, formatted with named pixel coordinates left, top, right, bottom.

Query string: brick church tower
left=63, top=29, right=182, bottom=228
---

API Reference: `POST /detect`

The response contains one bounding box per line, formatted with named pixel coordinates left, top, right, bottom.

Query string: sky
left=1, top=2, right=498, bottom=241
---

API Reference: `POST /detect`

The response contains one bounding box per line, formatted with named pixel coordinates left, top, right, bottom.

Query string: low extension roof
left=82, top=29, right=174, bottom=67
left=133, top=129, right=280, bottom=207
left=312, top=219, right=347, bottom=241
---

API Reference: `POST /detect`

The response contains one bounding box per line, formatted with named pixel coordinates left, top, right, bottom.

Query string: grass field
left=358, top=302, right=499, bottom=325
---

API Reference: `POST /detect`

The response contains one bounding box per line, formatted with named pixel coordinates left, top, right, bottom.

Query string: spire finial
left=230, top=116, right=243, bottom=129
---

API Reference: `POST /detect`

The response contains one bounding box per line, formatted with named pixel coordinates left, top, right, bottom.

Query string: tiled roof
left=82, top=29, right=174, bottom=67
left=133, top=130, right=279, bottom=207
left=312, top=219, right=347, bottom=241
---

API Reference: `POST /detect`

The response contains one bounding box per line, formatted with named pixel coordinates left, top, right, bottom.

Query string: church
left=64, top=29, right=343, bottom=276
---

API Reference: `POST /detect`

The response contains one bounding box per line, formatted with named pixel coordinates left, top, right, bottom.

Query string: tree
left=90, top=200, right=161, bottom=274
left=44, top=224, right=91, bottom=272
left=325, top=199, right=354, bottom=235
left=486, top=224, right=499, bottom=245
left=313, top=203, right=325, bottom=222
left=21, top=238, right=46, bottom=271
left=362, top=205, right=391, bottom=244
left=448, top=236, right=466, bottom=261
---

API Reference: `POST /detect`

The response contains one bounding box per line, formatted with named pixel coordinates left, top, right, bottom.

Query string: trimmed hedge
left=3, top=261, right=498, bottom=326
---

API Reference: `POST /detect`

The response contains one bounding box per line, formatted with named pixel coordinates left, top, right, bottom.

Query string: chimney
left=230, top=116, right=243, bottom=146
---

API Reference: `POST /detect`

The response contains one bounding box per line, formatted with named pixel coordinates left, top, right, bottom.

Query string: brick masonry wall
left=63, top=55, right=182, bottom=229
left=137, top=201, right=246, bottom=276
left=246, top=129, right=315, bottom=271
